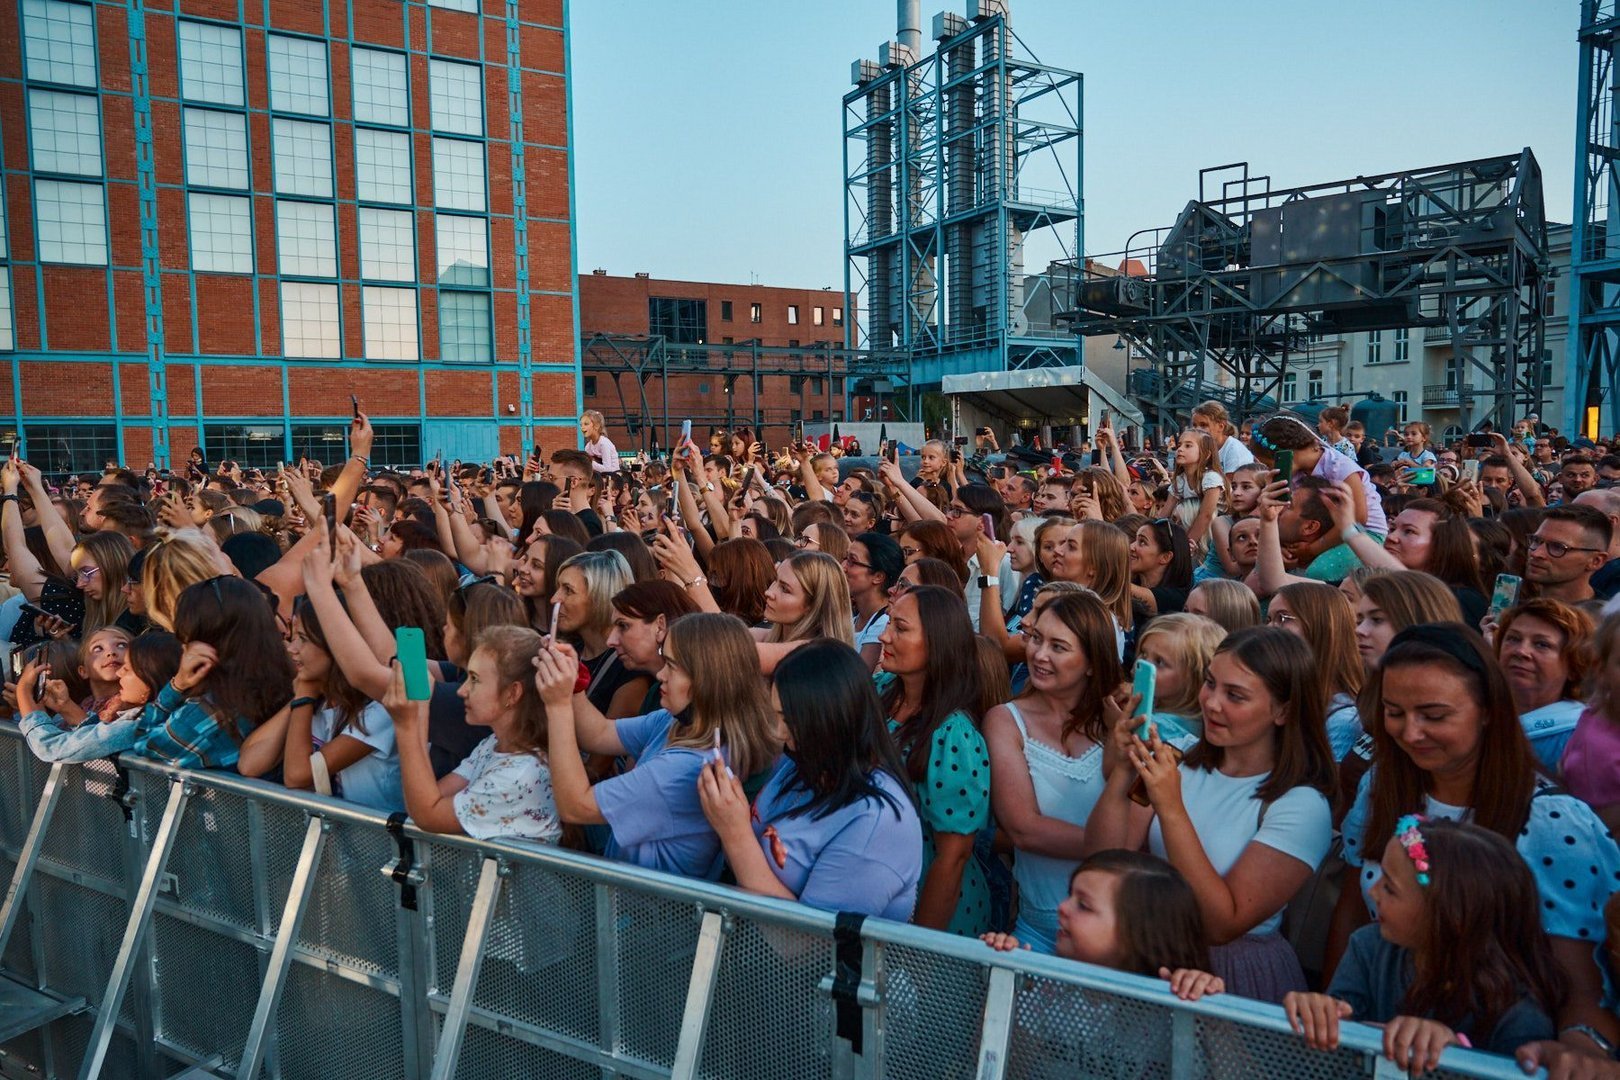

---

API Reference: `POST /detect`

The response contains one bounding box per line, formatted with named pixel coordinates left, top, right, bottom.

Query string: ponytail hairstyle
left=469, top=626, right=551, bottom=759
left=1075, top=851, right=1210, bottom=975
left=1189, top=400, right=1235, bottom=441
left=1397, top=819, right=1567, bottom=1043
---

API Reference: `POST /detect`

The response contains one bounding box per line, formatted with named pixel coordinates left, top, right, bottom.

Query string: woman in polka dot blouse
left=1332, top=624, right=1620, bottom=1063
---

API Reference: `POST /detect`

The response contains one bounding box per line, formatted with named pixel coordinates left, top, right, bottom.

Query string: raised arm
left=1099, top=425, right=1131, bottom=492
left=18, top=461, right=74, bottom=576
left=326, top=413, right=374, bottom=520
left=1490, top=431, right=1547, bottom=508
left=1318, top=482, right=1402, bottom=572
left=1, top=460, right=47, bottom=601
left=877, top=459, right=946, bottom=523
left=1253, top=483, right=1310, bottom=598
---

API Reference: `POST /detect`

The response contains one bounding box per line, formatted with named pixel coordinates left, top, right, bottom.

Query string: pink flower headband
left=1394, top=814, right=1431, bottom=887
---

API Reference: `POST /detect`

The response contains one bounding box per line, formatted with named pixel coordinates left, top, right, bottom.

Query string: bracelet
left=684, top=574, right=706, bottom=590
left=351, top=454, right=369, bottom=468
left=1560, top=1025, right=1619, bottom=1060
left=0, top=494, right=17, bottom=504
left=288, top=696, right=320, bottom=711
left=1341, top=522, right=1362, bottom=540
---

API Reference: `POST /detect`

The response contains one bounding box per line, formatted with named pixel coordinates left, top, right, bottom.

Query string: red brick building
left=0, top=0, right=577, bottom=473
left=579, top=271, right=861, bottom=450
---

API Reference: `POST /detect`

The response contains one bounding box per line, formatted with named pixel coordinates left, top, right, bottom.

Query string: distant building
left=0, top=0, right=577, bottom=472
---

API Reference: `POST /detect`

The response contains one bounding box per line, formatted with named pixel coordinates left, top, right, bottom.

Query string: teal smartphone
left=1407, top=466, right=1436, bottom=485
left=1487, top=574, right=1522, bottom=621
left=395, top=627, right=431, bottom=701
left=1131, top=659, right=1157, bottom=739
left=1274, top=449, right=1294, bottom=502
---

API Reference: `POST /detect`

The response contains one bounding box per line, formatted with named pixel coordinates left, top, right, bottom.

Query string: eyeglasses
left=842, top=553, right=873, bottom=570
left=73, top=566, right=100, bottom=583
left=1267, top=610, right=1298, bottom=626
left=1527, top=535, right=1605, bottom=559
left=794, top=535, right=817, bottom=549
left=944, top=506, right=968, bottom=519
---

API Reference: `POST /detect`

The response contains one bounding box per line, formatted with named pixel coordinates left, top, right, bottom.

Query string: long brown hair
left=293, top=596, right=373, bottom=735
left=1073, top=520, right=1133, bottom=630
left=899, top=519, right=968, bottom=584
left=1275, top=582, right=1362, bottom=698
left=361, top=559, right=448, bottom=659
left=1399, top=819, right=1567, bottom=1041
left=1398, top=499, right=1485, bottom=595
left=661, top=613, right=779, bottom=779
left=881, top=586, right=983, bottom=781
left=172, top=576, right=294, bottom=739
left=1077, top=851, right=1210, bottom=975
left=1361, top=625, right=1537, bottom=860
left=1027, top=590, right=1125, bottom=744
left=705, top=537, right=775, bottom=624
left=1183, top=627, right=1336, bottom=802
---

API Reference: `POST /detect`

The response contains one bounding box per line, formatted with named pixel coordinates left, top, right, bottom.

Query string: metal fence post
left=973, top=966, right=1018, bottom=1080
left=1169, top=1008, right=1197, bottom=1080
left=669, top=909, right=728, bottom=1080
left=593, top=882, right=621, bottom=1078
left=0, top=762, right=63, bottom=961
left=78, top=778, right=190, bottom=1080
left=235, top=815, right=329, bottom=1080
left=428, top=856, right=503, bottom=1080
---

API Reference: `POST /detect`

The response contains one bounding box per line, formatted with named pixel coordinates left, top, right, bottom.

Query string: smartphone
left=879, top=423, right=888, bottom=447
left=1466, top=432, right=1493, bottom=449
left=1462, top=459, right=1481, bottom=484
left=1274, top=449, right=1294, bottom=503
left=18, top=602, right=55, bottom=625
left=953, top=436, right=969, bottom=447
left=1488, top=574, right=1522, bottom=621
left=8, top=649, right=23, bottom=683
left=680, top=419, right=693, bottom=445
left=350, top=394, right=360, bottom=419
left=980, top=512, right=997, bottom=543
left=394, top=627, right=432, bottom=701
left=548, top=600, right=561, bottom=639
left=1131, top=659, right=1157, bottom=738
left=1089, top=446, right=1101, bottom=467
left=322, top=492, right=337, bottom=547
left=888, top=442, right=899, bottom=466
left=1408, top=466, right=1437, bottom=486
left=668, top=480, right=683, bottom=525
left=742, top=466, right=756, bottom=493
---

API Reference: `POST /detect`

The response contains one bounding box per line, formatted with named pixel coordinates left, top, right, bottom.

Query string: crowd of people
left=6, top=401, right=1620, bottom=1076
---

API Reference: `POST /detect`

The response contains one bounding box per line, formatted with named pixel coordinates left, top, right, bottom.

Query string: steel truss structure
left=1572, top=0, right=1620, bottom=437
left=843, top=0, right=1084, bottom=390
left=581, top=333, right=911, bottom=452
left=1060, top=153, right=1551, bottom=436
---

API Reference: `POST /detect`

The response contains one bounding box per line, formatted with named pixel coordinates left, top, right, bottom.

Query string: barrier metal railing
left=0, top=723, right=1533, bottom=1080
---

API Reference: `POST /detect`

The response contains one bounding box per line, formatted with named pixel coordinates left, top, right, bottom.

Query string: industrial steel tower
left=1571, top=0, right=1620, bottom=437
left=843, top=0, right=1084, bottom=398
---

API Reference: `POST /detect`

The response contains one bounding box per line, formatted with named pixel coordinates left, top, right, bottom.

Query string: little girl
left=1316, top=405, right=1355, bottom=460
left=20, top=633, right=182, bottom=762
left=1199, top=462, right=1266, bottom=582
left=1168, top=429, right=1225, bottom=555
left=981, top=849, right=1225, bottom=1001
left=1132, top=613, right=1226, bottom=751
left=1251, top=413, right=1387, bottom=536
left=239, top=598, right=405, bottom=814
left=78, top=627, right=132, bottom=719
left=1394, top=421, right=1438, bottom=470
left=1285, top=818, right=1562, bottom=1071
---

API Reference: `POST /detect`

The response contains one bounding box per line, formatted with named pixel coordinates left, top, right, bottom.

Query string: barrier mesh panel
left=44, top=1013, right=142, bottom=1080
left=257, top=801, right=313, bottom=936
left=270, top=959, right=406, bottom=1080
left=880, top=942, right=990, bottom=1080
left=150, top=913, right=261, bottom=1071
left=613, top=887, right=702, bottom=1068
left=697, top=917, right=836, bottom=1080
left=1005, top=977, right=1174, bottom=1079
left=1196, top=1012, right=1374, bottom=1079
left=428, top=843, right=487, bottom=994
left=291, top=822, right=400, bottom=978
left=0, top=736, right=41, bottom=849
left=38, top=758, right=129, bottom=887
left=35, top=872, right=131, bottom=1025
left=453, top=1021, right=600, bottom=1080
left=0, top=850, right=35, bottom=983
left=162, top=786, right=258, bottom=931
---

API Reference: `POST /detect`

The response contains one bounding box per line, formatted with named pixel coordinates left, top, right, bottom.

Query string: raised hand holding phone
left=394, top=627, right=432, bottom=701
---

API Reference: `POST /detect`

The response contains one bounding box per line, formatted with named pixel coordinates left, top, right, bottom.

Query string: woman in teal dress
left=874, top=585, right=992, bottom=936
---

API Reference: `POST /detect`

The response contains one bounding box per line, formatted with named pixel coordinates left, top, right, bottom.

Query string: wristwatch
left=1341, top=522, right=1363, bottom=540
left=978, top=575, right=998, bottom=590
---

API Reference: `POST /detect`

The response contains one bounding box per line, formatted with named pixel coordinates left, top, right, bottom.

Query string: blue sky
left=570, top=1, right=1577, bottom=290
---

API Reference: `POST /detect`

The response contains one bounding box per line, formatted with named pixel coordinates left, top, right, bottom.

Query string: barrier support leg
left=670, top=910, right=727, bottom=1080
left=235, top=816, right=329, bottom=1080
left=428, top=857, right=503, bottom=1080
left=972, top=966, right=1018, bottom=1080
left=1169, top=1008, right=1196, bottom=1080
left=0, top=762, right=64, bottom=963
left=78, top=779, right=190, bottom=1080
left=594, top=882, right=621, bottom=1078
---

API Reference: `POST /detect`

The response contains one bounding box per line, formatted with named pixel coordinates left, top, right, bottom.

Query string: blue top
left=20, top=682, right=251, bottom=770
left=1343, top=770, right=1620, bottom=943
left=748, top=757, right=922, bottom=920
left=1520, top=700, right=1583, bottom=776
left=596, top=709, right=727, bottom=880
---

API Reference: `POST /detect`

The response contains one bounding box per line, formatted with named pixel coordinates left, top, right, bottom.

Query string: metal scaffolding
left=843, top=0, right=1084, bottom=393
left=581, top=334, right=911, bottom=452
left=1571, top=0, right=1620, bottom=437
left=1060, top=153, right=1551, bottom=437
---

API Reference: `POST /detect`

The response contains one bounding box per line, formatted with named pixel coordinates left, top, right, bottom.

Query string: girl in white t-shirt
left=1168, top=429, right=1227, bottom=555
left=1085, top=626, right=1337, bottom=1004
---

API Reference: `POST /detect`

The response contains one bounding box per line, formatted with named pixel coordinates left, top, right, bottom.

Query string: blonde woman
left=142, top=531, right=232, bottom=632
left=70, top=532, right=137, bottom=634
left=762, top=550, right=856, bottom=647
left=536, top=612, right=781, bottom=878
left=1185, top=579, right=1261, bottom=632
left=551, top=550, right=644, bottom=718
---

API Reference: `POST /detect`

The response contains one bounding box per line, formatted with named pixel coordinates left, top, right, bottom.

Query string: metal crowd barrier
left=0, top=723, right=1532, bottom=1080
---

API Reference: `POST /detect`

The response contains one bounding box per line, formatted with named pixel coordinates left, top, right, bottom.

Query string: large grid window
left=267, top=35, right=328, bottom=117
left=358, top=208, right=415, bottom=282
left=356, top=129, right=412, bottom=205
left=363, top=286, right=419, bottom=360
left=432, top=138, right=486, bottom=212
left=290, top=424, right=349, bottom=464
left=24, top=424, right=117, bottom=475
left=22, top=0, right=97, bottom=89
left=429, top=59, right=483, bottom=136
left=28, top=90, right=102, bottom=176
left=439, top=291, right=492, bottom=362
left=272, top=119, right=333, bottom=198
left=275, top=201, right=335, bottom=278
left=649, top=297, right=708, bottom=345
left=205, top=424, right=285, bottom=469
left=188, top=193, right=252, bottom=274
left=178, top=21, right=244, bottom=107
left=352, top=48, right=408, bottom=127
left=280, top=281, right=339, bottom=358
left=428, top=0, right=477, bottom=10
left=367, top=424, right=422, bottom=468
left=35, top=179, right=106, bottom=265
left=183, top=108, right=249, bottom=189
left=0, top=272, right=14, bottom=351
left=435, top=214, right=488, bottom=287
